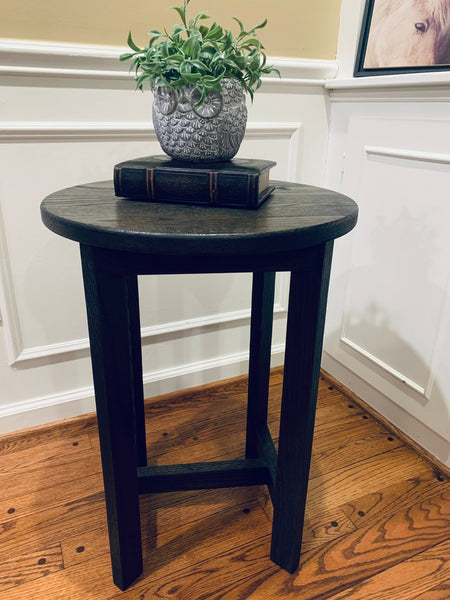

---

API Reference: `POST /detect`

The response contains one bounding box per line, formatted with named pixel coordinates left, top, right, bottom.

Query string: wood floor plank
left=0, top=543, right=63, bottom=593
left=89, top=422, right=185, bottom=460
left=258, top=494, right=356, bottom=552
left=310, top=420, right=403, bottom=477
left=0, top=416, right=98, bottom=457
left=144, top=379, right=249, bottom=419
left=0, top=434, right=92, bottom=474
left=61, top=525, right=109, bottom=569
left=0, top=367, right=448, bottom=600
left=305, top=446, right=434, bottom=517
left=0, top=450, right=102, bottom=502
left=341, top=473, right=449, bottom=530
left=0, top=493, right=107, bottom=561
left=60, top=488, right=269, bottom=570
left=175, top=406, right=248, bottom=446
left=316, top=378, right=349, bottom=407
left=117, top=482, right=450, bottom=600
left=410, top=580, right=450, bottom=600
left=0, top=473, right=104, bottom=523
left=0, top=554, right=118, bottom=600
left=216, top=488, right=450, bottom=600
left=324, top=538, right=450, bottom=600
left=138, top=484, right=268, bottom=525
left=1, top=500, right=271, bottom=600
left=140, top=498, right=270, bottom=582
left=109, top=535, right=277, bottom=600
left=151, top=428, right=245, bottom=466
left=313, top=398, right=365, bottom=428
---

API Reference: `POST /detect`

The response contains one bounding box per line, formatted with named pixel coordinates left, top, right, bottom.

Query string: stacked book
left=114, top=155, right=276, bottom=209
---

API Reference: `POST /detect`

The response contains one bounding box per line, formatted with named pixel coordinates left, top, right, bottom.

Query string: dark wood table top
left=41, top=180, right=358, bottom=256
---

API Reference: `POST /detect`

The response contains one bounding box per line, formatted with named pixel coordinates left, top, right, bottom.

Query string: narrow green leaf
left=189, top=11, right=210, bottom=27
left=119, top=52, right=135, bottom=62
left=182, top=34, right=200, bottom=58
left=242, top=38, right=260, bottom=47
left=189, top=59, right=209, bottom=71
left=168, top=53, right=185, bottom=62
left=232, top=17, right=244, bottom=32
left=171, top=24, right=186, bottom=36
left=253, top=18, right=268, bottom=31
left=127, top=31, right=141, bottom=53
left=135, top=72, right=149, bottom=87
left=181, top=72, right=202, bottom=83
left=171, top=6, right=186, bottom=23
left=205, top=24, right=223, bottom=40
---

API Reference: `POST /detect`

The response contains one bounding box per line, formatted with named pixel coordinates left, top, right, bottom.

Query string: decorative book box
left=113, top=155, right=276, bottom=209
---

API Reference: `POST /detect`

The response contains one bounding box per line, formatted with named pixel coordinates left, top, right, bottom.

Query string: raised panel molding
left=340, top=336, right=427, bottom=396
left=336, top=135, right=450, bottom=440
left=13, top=299, right=289, bottom=365
left=0, top=200, right=23, bottom=363
left=0, top=121, right=296, bottom=365
left=364, top=145, right=450, bottom=165
left=0, top=121, right=301, bottom=144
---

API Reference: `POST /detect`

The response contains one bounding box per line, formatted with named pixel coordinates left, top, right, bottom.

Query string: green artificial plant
left=120, top=0, right=280, bottom=104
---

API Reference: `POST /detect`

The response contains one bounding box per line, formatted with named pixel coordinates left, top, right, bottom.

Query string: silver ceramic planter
left=152, top=78, right=247, bottom=162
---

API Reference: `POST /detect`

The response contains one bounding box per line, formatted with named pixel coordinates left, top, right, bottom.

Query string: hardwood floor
left=0, top=369, right=448, bottom=599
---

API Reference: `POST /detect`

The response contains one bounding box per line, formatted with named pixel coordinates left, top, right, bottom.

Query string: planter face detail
left=152, top=78, right=247, bottom=162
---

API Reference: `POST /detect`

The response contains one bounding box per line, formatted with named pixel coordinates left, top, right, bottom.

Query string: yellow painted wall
left=1, top=0, right=342, bottom=59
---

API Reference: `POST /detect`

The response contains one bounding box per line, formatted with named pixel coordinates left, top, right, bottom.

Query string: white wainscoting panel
left=324, top=108, right=450, bottom=465
left=0, top=40, right=331, bottom=432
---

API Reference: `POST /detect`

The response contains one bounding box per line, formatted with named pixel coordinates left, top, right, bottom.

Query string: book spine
left=209, top=172, right=218, bottom=204
left=146, top=168, right=155, bottom=201
left=113, top=166, right=122, bottom=197
left=247, top=174, right=258, bottom=207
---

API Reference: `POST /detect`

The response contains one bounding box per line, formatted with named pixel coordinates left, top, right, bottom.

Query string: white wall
left=322, top=0, right=450, bottom=467
left=0, top=40, right=336, bottom=432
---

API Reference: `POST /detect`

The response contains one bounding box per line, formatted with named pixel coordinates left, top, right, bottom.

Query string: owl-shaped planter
left=152, top=78, right=247, bottom=162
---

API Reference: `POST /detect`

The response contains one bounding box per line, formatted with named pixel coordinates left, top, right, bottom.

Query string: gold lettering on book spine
left=146, top=168, right=155, bottom=201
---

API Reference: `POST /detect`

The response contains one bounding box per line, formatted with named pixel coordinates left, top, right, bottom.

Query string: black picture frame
left=354, top=0, right=450, bottom=77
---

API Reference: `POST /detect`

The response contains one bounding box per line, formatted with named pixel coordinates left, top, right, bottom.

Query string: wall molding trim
left=0, top=39, right=337, bottom=85
left=326, top=72, right=450, bottom=102
left=12, top=300, right=288, bottom=365
left=0, top=343, right=285, bottom=433
left=365, top=145, right=450, bottom=165
left=340, top=336, right=427, bottom=397
left=0, top=121, right=301, bottom=143
left=327, top=72, right=450, bottom=89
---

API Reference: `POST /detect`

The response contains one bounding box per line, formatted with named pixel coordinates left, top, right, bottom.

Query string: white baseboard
left=0, top=345, right=285, bottom=436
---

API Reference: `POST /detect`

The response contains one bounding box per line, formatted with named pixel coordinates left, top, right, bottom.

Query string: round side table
left=41, top=180, right=357, bottom=590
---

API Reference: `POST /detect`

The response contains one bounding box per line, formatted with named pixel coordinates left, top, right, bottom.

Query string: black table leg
left=126, top=274, right=147, bottom=468
left=80, top=245, right=143, bottom=591
left=270, top=242, right=333, bottom=573
left=245, top=271, right=275, bottom=460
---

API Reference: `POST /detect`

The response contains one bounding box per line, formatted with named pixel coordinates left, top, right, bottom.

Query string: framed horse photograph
left=354, top=0, right=450, bottom=76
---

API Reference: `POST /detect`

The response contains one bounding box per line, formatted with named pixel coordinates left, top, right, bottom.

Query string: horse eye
left=415, top=22, right=427, bottom=33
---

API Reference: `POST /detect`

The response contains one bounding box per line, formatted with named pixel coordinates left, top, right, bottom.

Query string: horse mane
left=372, top=0, right=450, bottom=33
left=424, top=0, right=450, bottom=33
